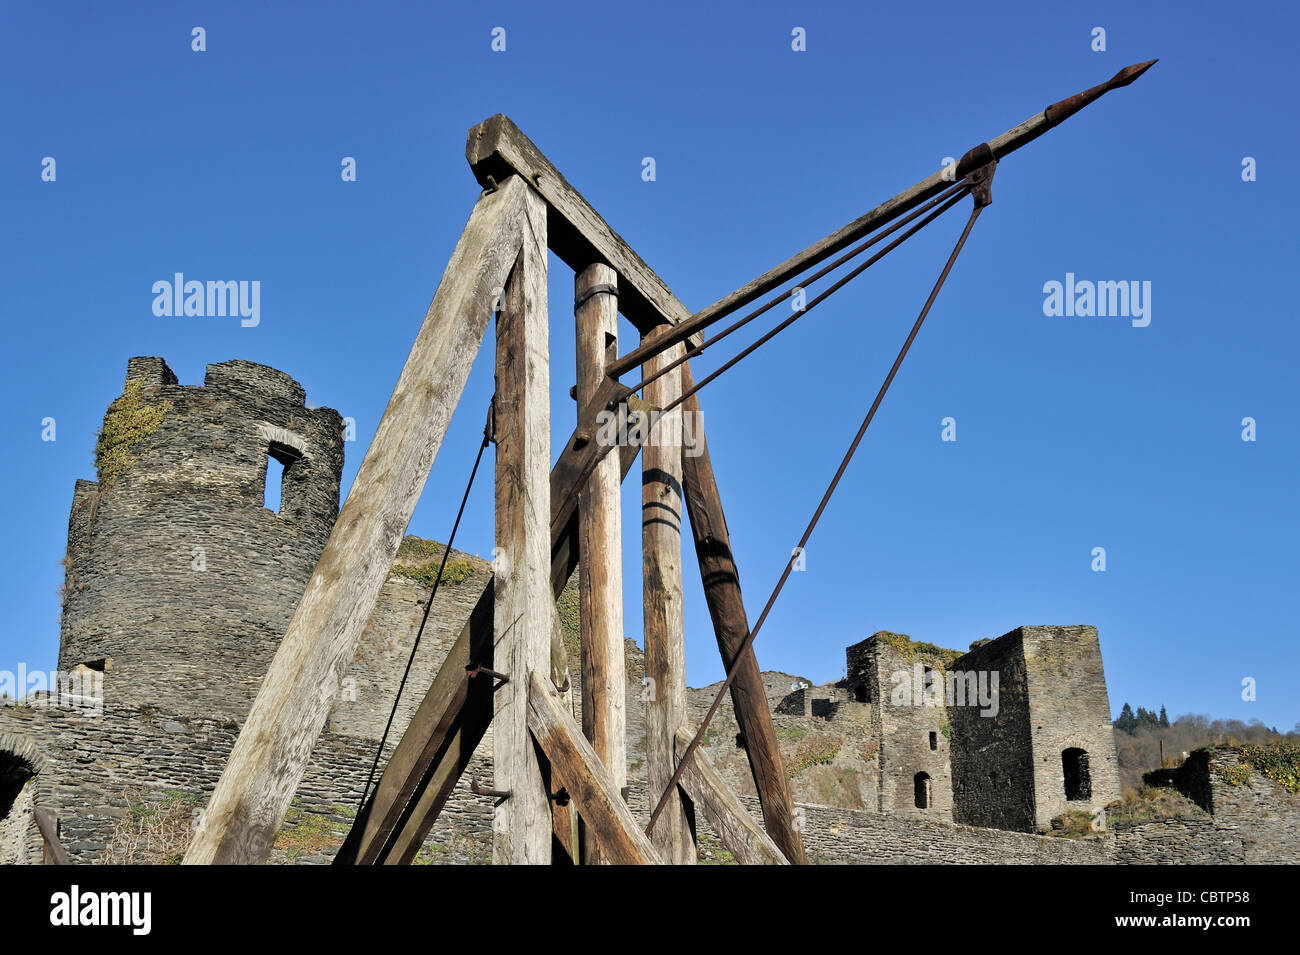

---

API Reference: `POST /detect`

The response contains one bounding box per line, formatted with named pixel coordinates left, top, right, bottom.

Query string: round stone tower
left=58, top=357, right=345, bottom=720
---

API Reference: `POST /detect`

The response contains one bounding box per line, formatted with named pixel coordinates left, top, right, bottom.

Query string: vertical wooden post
left=641, top=327, right=696, bottom=863
left=491, top=184, right=551, bottom=864
left=574, top=263, right=626, bottom=864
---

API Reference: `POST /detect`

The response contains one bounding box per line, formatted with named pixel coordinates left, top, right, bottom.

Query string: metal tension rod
left=619, top=181, right=971, bottom=404
left=607, top=59, right=1157, bottom=380
left=647, top=162, right=997, bottom=837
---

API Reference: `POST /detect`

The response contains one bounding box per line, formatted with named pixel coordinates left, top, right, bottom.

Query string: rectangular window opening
left=264, top=441, right=301, bottom=514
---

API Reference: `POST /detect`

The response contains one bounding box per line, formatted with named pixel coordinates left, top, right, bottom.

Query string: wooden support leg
left=678, top=361, right=808, bottom=865
left=339, top=440, right=647, bottom=865
left=491, top=185, right=552, bottom=865
left=673, top=728, right=788, bottom=865
left=574, top=264, right=626, bottom=864
left=527, top=672, right=662, bottom=865
left=183, top=177, right=531, bottom=866
left=641, top=326, right=696, bottom=864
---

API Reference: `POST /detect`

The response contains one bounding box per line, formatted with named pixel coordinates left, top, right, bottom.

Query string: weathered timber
left=333, top=581, right=493, bottom=865
left=641, top=326, right=695, bottom=863
left=526, top=671, right=662, bottom=865
left=383, top=605, right=572, bottom=865
left=492, top=185, right=552, bottom=864
left=183, top=176, right=532, bottom=866
left=575, top=264, right=627, bottom=864
left=467, top=114, right=701, bottom=347
left=673, top=727, right=787, bottom=866
left=34, top=808, right=69, bottom=865
left=678, top=361, right=807, bottom=865
left=341, top=421, right=642, bottom=865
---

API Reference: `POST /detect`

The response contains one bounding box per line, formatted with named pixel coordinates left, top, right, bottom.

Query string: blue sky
left=2, top=1, right=1296, bottom=729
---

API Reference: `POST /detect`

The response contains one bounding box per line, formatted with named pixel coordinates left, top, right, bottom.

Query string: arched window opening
left=0, top=750, right=36, bottom=821
left=1063, top=748, right=1091, bottom=800
left=914, top=772, right=932, bottom=809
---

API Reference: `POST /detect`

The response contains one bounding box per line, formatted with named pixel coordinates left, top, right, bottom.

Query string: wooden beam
left=574, top=264, right=626, bottom=864
left=339, top=431, right=643, bottom=865
left=673, top=728, right=788, bottom=866
left=604, top=64, right=1160, bottom=379
left=641, top=326, right=695, bottom=864
left=466, top=114, right=701, bottom=346
left=382, top=605, right=572, bottom=865
left=183, top=176, right=531, bottom=866
left=491, top=185, right=552, bottom=865
left=526, top=671, right=662, bottom=865
left=332, top=581, right=494, bottom=865
left=34, top=808, right=69, bottom=865
left=678, top=361, right=807, bottom=865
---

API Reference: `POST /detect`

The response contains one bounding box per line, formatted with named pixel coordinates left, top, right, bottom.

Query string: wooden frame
left=195, top=118, right=804, bottom=867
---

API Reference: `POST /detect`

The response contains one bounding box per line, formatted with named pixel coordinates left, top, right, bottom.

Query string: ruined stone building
left=1, top=357, right=1295, bottom=864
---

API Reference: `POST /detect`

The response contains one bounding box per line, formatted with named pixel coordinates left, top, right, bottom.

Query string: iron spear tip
left=1108, top=59, right=1159, bottom=88
left=1043, top=59, right=1159, bottom=127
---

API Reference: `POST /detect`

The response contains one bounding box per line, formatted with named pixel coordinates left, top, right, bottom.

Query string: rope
left=356, top=397, right=495, bottom=811
left=646, top=192, right=989, bottom=838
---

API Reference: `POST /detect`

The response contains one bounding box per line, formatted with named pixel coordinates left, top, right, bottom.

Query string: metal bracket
left=966, top=160, right=997, bottom=209
left=574, top=282, right=618, bottom=312
left=470, top=777, right=512, bottom=800
left=466, top=663, right=509, bottom=688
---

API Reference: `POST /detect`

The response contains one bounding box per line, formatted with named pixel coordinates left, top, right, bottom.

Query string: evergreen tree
left=1115, top=702, right=1137, bottom=734
left=1159, top=705, right=1170, bottom=728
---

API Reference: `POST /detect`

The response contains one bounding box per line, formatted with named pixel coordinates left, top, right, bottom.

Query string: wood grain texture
left=34, top=808, right=69, bottom=866
left=341, top=428, right=636, bottom=864
left=526, top=671, right=662, bottom=866
left=673, top=728, right=788, bottom=866
left=332, top=580, right=493, bottom=865
left=491, top=184, right=552, bottom=864
left=466, top=114, right=701, bottom=347
left=678, top=361, right=807, bottom=865
left=183, top=176, right=531, bottom=866
left=574, top=264, right=625, bottom=864
left=641, top=326, right=695, bottom=864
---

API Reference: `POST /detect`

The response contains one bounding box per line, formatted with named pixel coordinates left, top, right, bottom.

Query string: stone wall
left=59, top=357, right=345, bottom=721
left=948, top=630, right=1036, bottom=831
left=327, top=552, right=493, bottom=742
left=867, top=636, right=954, bottom=819
left=1203, top=748, right=1300, bottom=863
left=1019, top=626, right=1123, bottom=829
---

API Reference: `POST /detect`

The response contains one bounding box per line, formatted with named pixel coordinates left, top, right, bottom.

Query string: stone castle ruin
left=1, top=358, right=1296, bottom=864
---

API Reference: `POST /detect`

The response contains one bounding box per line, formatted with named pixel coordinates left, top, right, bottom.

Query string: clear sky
left=2, top=1, right=1295, bottom=729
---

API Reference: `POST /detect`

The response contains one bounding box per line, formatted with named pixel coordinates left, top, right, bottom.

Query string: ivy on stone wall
left=93, top=379, right=171, bottom=487
left=1235, top=743, right=1300, bottom=793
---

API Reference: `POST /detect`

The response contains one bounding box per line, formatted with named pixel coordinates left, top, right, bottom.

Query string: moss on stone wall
left=787, top=732, right=844, bottom=777
left=875, top=631, right=962, bottom=668
left=389, top=537, right=476, bottom=589
left=93, top=379, right=171, bottom=487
